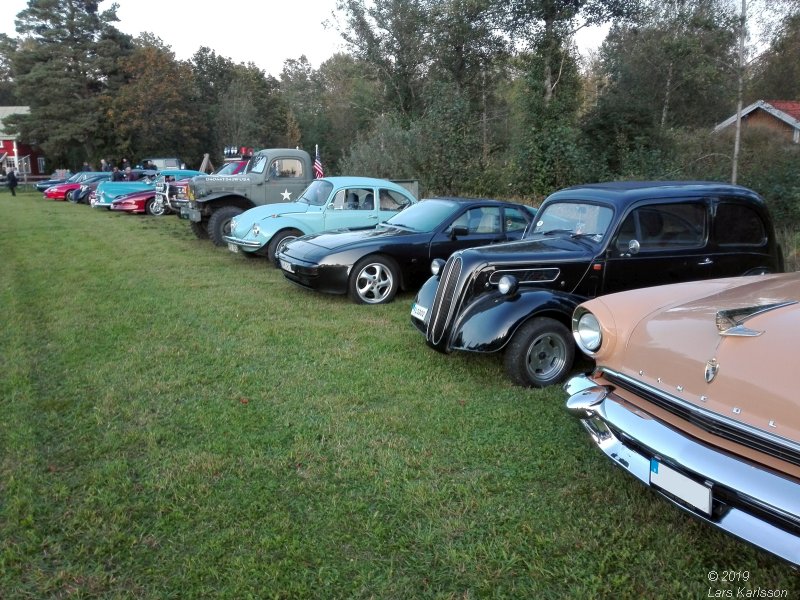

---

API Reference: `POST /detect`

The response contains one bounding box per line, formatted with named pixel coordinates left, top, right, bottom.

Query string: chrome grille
left=604, top=370, right=800, bottom=468
left=426, top=255, right=463, bottom=346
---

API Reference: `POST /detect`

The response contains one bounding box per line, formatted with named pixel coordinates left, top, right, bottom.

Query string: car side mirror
left=450, top=225, right=469, bottom=239
left=628, top=239, right=640, bottom=255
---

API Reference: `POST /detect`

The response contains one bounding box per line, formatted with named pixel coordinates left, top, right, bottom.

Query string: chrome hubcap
left=356, top=264, right=393, bottom=303
left=526, top=333, right=567, bottom=380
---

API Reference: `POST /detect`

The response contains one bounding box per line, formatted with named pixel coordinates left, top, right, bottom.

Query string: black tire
left=503, top=317, right=575, bottom=388
left=348, top=255, right=400, bottom=305
left=145, top=197, right=166, bottom=216
left=66, top=190, right=76, bottom=203
left=267, top=229, right=302, bottom=266
left=208, top=206, right=243, bottom=246
left=190, top=220, right=210, bottom=240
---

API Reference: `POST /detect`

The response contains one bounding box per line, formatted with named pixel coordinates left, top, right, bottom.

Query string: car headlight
left=573, top=308, right=602, bottom=353
left=231, top=218, right=238, bottom=231
left=430, top=258, right=446, bottom=277
left=252, top=224, right=260, bottom=237
left=497, top=275, right=519, bottom=296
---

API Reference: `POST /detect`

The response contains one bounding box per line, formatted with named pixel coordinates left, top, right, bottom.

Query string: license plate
left=227, top=243, right=239, bottom=253
left=279, top=259, right=294, bottom=273
left=650, top=459, right=712, bottom=515
left=410, top=302, right=428, bottom=321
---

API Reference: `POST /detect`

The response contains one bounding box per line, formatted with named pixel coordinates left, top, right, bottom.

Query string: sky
left=1, top=0, right=607, bottom=77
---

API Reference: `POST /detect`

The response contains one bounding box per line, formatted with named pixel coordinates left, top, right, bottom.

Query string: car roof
left=544, top=181, right=765, bottom=209
left=423, top=196, right=531, bottom=208
left=320, top=176, right=415, bottom=193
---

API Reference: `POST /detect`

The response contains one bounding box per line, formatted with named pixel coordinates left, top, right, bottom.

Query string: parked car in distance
left=110, top=189, right=161, bottom=215
left=43, top=172, right=109, bottom=201
left=565, top=272, right=800, bottom=567
left=35, top=171, right=75, bottom=192
left=72, top=178, right=106, bottom=205
left=278, top=197, right=536, bottom=304
left=225, top=176, right=418, bottom=264
left=411, top=181, right=784, bottom=387
left=91, top=169, right=201, bottom=209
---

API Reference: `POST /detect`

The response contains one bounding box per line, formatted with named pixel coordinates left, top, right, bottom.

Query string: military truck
left=180, top=148, right=314, bottom=246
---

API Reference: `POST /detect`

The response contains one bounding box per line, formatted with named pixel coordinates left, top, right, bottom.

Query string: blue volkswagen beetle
left=223, top=176, right=417, bottom=264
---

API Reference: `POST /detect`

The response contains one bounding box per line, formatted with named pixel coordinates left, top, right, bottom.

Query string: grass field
left=1, top=190, right=797, bottom=598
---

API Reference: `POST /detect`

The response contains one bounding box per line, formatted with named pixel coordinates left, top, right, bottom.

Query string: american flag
left=313, top=145, right=324, bottom=179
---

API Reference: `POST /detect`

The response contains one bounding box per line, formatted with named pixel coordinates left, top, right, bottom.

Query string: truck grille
left=426, top=255, right=463, bottom=346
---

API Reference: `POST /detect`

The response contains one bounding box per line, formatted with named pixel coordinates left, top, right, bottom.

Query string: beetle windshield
left=384, top=199, right=460, bottom=232
left=296, top=180, right=333, bottom=206
left=532, top=202, right=613, bottom=241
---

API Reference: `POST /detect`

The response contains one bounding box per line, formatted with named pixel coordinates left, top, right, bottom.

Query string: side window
left=451, top=207, right=502, bottom=234
left=343, top=188, right=374, bottom=209
left=250, top=155, right=268, bottom=174
left=504, top=207, right=529, bottom=233
left=616, top=203, right=705, bottom=251
left=379, top=189, right=411, bottom=211
left=714, top=202, right=767, bottom=246
left=331, top=190, right=347, bottom=209
left=270, top=158, right=304, bottom=179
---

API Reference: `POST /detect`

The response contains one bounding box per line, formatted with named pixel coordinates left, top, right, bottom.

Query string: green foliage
left=748, top=12, right=800, bottom=101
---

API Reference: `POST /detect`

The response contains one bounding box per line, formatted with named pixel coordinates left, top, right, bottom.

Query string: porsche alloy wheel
left=348, top=256, right=400, bottom=305
left=504, top=317, right=575, bottom=388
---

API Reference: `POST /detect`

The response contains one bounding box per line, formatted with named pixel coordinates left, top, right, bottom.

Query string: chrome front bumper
left=222, top=235, right=261, bottom=249
left=564, top=374, right=800, bottom=567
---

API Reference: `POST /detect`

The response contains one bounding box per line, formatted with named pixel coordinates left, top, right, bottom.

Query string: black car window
left=616, top=202, right=705, bottom=251
left=504, top=207, right=530, bottom=233
left=448, top=207, right=502, bottom=234
left=714, top=201, right=767, bottom=246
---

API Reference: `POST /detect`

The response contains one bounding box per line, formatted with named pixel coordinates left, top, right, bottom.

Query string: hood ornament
left=705, top=358, right=719, bottom=383
left=715, top=301, right=797, bottom=337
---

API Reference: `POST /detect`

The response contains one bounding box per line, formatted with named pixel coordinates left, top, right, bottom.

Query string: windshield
left=384, top=199, right=460, bottom=232
left=297, top=180, right=333, bottom=206
left=532, top=201, right=613, bottom=241
left=213, top=162, right=240, bottom=176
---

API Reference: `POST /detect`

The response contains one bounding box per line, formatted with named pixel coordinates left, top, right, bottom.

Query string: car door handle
left=697, top=258, right=714, bottom=266
left=368, top=215, right=378, bottom=219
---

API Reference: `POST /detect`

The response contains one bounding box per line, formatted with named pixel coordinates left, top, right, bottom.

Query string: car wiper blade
left=541, top=229, right=574, bottom=236
left=571, top=232, right=603, bottom=239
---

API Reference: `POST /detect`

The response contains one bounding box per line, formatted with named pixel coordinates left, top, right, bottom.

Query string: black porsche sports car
left=276, top=197, right=536, bottom=304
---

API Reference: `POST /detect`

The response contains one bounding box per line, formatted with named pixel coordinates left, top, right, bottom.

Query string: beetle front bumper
left=564, top=374, right=800, bottom=567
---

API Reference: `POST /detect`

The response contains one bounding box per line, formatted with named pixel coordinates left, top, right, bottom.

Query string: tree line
left=0, top=0, right=798, bottom=225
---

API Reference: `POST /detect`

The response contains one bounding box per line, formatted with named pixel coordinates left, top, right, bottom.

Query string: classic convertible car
left=564, top=272, right=800, bottom=566
left=411, top=181, right=784, bottom=387
left=91, top=169, right=201, bottom=209
left=224, top=176, right=417, bottom=264
left=277, top=197, right=535, bottom=304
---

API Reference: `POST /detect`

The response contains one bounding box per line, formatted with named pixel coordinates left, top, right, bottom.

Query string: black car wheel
left=190, top=220, right=210, bottom=240
left=208, top=206, right=243, bottom=246
left=348, top=256, right=400, bottom=305
left=66, top=190, right=76, bottom=203
left=267, top=229, right=302, bottom=266
left=504, top=317, right=575, bottom=388
left=145, top=197, right=166, bottom=216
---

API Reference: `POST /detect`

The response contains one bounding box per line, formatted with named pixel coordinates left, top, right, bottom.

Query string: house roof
left=0, top=106, right=30, bottom=138
left=713, top=100, right=800, bottom=133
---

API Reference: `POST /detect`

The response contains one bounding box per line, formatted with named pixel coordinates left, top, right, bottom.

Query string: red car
left=110, top=189, right=162, bottom=215
left=43, top=172, right=110, bottom=201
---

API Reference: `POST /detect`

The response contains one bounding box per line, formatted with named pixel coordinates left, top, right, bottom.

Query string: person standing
left=7, top=168, right=18, bottom=196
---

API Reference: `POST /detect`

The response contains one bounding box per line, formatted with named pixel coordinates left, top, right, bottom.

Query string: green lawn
left=1, top=190, right=797, bottom=599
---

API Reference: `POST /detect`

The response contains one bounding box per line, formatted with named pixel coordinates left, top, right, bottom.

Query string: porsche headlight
left=573, top=308, right=602, bottom=353
left=430, top=258, right=446, bottom=277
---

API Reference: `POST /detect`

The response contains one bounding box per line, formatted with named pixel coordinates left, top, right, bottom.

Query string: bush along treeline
left=1, top=0, right=799, bottom=226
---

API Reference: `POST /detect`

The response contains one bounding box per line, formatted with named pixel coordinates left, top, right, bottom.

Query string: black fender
left=411, top=276, right=439, bottom=329
left=448, top=288, right=585, bottom=353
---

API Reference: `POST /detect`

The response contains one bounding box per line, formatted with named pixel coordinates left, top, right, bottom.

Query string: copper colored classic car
left=565, top=272, right=800, bottom=566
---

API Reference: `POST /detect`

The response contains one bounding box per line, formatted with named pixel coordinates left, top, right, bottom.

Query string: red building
left=714, top=100, right=800, bottom=144
left=0, top=106, right=47, bottom=177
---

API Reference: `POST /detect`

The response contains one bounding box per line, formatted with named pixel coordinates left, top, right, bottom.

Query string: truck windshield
left=532, top=202, right=613, bottom=241
left=297, top=180, right=333, bottom=206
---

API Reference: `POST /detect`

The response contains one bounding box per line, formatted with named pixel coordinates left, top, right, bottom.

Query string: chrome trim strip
left=488, top=267, right=560, bottom=285
left=565, top=375, right=800, bottom=566
left=222, top=236, right=261, bottom=249
left=602, top=367, right=800, bottom=458
left=716, top=301, right=797, bottom=335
